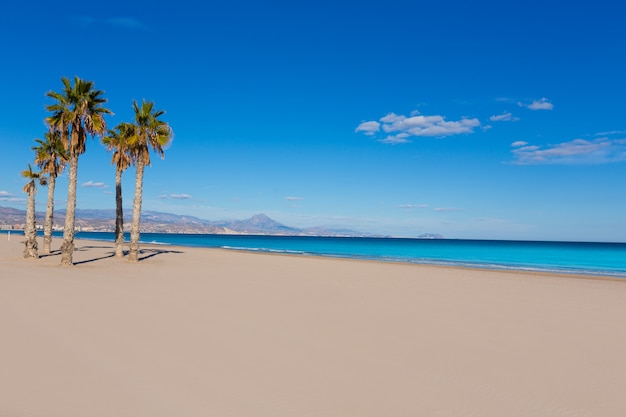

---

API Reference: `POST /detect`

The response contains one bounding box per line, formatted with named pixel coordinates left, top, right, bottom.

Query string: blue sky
left=1, top=0, right=625, bottom=241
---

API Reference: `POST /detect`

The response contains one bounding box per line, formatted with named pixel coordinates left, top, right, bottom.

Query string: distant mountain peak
left=248, top=213, right=271, bottom=221
left=244, top=213, right=284, bottom=227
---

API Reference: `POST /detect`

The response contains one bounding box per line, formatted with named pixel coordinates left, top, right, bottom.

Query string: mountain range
left=0, top=206, right=381, bottom=237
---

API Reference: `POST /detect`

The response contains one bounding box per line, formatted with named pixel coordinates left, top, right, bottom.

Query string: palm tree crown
left=21, top=163, right=47, bottom=193
left=32, top=130, right=68, bottom=178
left=129, top=99, right=172, bottom=163
left=46, top=76, right=112, bottom=156
left=102, top=122, right=133, bottom=172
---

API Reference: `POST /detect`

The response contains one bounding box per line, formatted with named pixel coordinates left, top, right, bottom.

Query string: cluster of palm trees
left=23, top=76, right=173, bottom=265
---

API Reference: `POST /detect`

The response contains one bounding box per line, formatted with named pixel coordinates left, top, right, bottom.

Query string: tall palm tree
left=102, top=123, right=132, bottom=257
left=32, top=130, right=68, bottom=254
left=46, top=76, right=111, bottom=266
left=127, top=99, right=173, bottom=262
left=21, top=164, right=47, bottom=259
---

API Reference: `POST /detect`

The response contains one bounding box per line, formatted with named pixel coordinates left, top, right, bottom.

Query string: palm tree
left=127, top=99, right=173, bottom=262
left=21, top=164, right=47, bottom=259
left=46, top=76, right=111, bottom=266
left=102, top=123, right=132, bottom=257
left=32, top=130, right=68, bottom=254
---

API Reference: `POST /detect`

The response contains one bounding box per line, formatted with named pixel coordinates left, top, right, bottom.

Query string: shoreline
left=2, top=231, right=624, bottom=281
left=2, top=235, right=626, bottom=416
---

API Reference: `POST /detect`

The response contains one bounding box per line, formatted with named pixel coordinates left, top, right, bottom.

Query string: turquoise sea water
left=5, top=230, right=625, bottom=278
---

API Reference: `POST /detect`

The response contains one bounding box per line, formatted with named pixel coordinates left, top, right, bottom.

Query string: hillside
left=0, top=206, right=371, bottom=237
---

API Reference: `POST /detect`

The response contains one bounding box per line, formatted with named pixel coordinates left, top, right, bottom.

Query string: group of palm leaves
left=23, top=76, right=172, bottom=265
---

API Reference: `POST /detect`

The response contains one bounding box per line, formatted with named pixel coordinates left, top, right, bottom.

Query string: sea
left=4, top=230, right=625, bottom=278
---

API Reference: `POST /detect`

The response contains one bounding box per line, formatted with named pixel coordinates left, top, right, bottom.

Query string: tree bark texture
left=23, top=187, right=38, bottom=259
left=60, top=155, right=78, bottom=266
left=42, top=174, right=56, bottom=254
left=128, top=159, right=144, bottom=262
left=115, top=169, right=124, bottom=257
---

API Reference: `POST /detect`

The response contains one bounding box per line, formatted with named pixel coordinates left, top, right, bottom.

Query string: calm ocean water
left=5, top=230, right=624, bottom=278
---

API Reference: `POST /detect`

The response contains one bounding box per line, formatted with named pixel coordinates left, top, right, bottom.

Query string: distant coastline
left=0, top=205, right=442, bottom=239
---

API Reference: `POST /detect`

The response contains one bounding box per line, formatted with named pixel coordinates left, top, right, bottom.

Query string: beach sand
left=1, top=235, right=625, bottom=417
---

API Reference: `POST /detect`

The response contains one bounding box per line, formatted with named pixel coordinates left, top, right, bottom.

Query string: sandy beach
left=1, top=235, right=625, bottom=417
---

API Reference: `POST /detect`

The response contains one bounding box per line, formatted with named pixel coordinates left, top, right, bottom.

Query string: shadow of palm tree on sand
left=70, top=245, right=184, bottom=265
left=73, top=246, right=116, bottom=265
left=137, top=248, right=184, bottom=261
left=39, top=249, right=61, bottom=258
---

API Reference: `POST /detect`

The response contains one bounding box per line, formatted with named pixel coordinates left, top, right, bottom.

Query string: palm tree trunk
left=115, top=168, right=124, bottom=257
left=23, top=187, right=38, bottom=259
left=128, top=159, right=144, bottom=262
left=60, top=155, right=78, bottom=266
left=42, top=173, right=56, bottom=254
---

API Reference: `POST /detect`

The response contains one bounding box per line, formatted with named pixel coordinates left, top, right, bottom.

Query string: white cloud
left=159, top=194, right=169, bottom=199
left=357, top=111, right=480, bottom=144
left=380, top=133, right=411, bottom=144
left=595, top=130, right=626, bottom=136
left=511, top=141, right=528, bottom=147
left=380, top=113, right=480, bottom=137
left=518, top=97, right=554, bottom=110
left=285, top=196, right=303, bottom=201
left=0, top=191, right=22, bottom=202
left=355, top=121, right=381, bottom=136
left=511, top=138, right=626, bottom=165
left=398, top=204, right=428, bottom=209
left=81, top=181, right=107, bottom=188
left=171, top=194, right=192, bottom=199
left=434, top=207, right=462, bottom=212
left=489, top=112, right=519, bottom=122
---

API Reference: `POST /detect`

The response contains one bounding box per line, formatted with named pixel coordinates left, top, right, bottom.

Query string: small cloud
left=519, top=97, right=554, bottom=110
left=489, top=112, right=519, bottom=122
left=398, top=204, right=429, bottom=209
left=0, top=191, right=22, bottom=202
left=285, top=196, right=303, bottom=201
left=159, top=194, right=169, bottom=199
left=511, top=141, right=528, bottom=147
left=356, top=110, right=481, bottom=144
left=511, top=138, right=626, bottom=165
left=171, top=194, right=192, bottom=199
left=434, top=207, right=462, bottom=212
left=380, top=133, right=411, bottom=144
left=355, top=121, right=380, bottom=136
left=380, top=112, right=480, bottom=137
left=595, top=130, right=626, bottom=136
left=82, top=181, right=107, bottom=188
